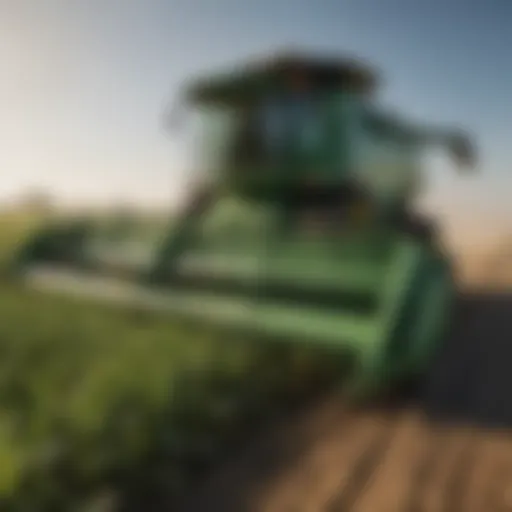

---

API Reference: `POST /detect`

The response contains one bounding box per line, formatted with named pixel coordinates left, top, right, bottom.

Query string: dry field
left=181, top=292, right=512, bottom=512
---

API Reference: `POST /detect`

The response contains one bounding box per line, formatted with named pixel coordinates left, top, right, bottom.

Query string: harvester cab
left=173, top=53, right=473, bottom=217
left=14, top=52, right=476, bottom=398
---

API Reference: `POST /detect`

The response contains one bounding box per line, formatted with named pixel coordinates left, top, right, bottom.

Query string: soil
left=177, top=291, right=512, bottom=512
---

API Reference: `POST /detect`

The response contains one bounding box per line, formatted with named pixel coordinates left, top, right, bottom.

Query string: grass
left=0, top=211, right=342, bottom=511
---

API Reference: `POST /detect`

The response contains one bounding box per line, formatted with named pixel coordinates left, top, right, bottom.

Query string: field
left=0, top=212, right=186, bottom=509
left=4, top=210, right=512, bottom=512
left=0, top=210, right=346, bottom=511
left=181, top=292, right=512, bottom=512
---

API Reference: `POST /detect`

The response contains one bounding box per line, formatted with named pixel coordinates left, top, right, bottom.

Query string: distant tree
left=18, top=189, right=55, bottom=215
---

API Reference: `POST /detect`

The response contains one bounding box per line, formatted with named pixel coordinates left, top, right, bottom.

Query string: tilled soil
left=178, top=291, right=512, bottom=512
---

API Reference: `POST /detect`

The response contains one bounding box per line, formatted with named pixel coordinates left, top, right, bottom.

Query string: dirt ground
left=178, top=291, right=512, bottom=512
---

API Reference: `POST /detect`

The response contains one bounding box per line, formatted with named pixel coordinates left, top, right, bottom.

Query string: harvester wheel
left=403, top=259, right=455, bottom=395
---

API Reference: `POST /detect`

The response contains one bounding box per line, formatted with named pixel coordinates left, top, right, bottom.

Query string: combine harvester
left=11, top=50, right=476, bottom=476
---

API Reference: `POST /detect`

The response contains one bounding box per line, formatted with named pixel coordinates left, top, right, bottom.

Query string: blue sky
left=1, top=0, right=511, bottom=243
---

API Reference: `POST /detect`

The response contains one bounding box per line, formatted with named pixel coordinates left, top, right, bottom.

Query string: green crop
left=0, top=213, right=344, bottom=510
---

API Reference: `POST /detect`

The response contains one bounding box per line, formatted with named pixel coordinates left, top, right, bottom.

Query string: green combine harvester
left=12, top=51, right=475, bottom=400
